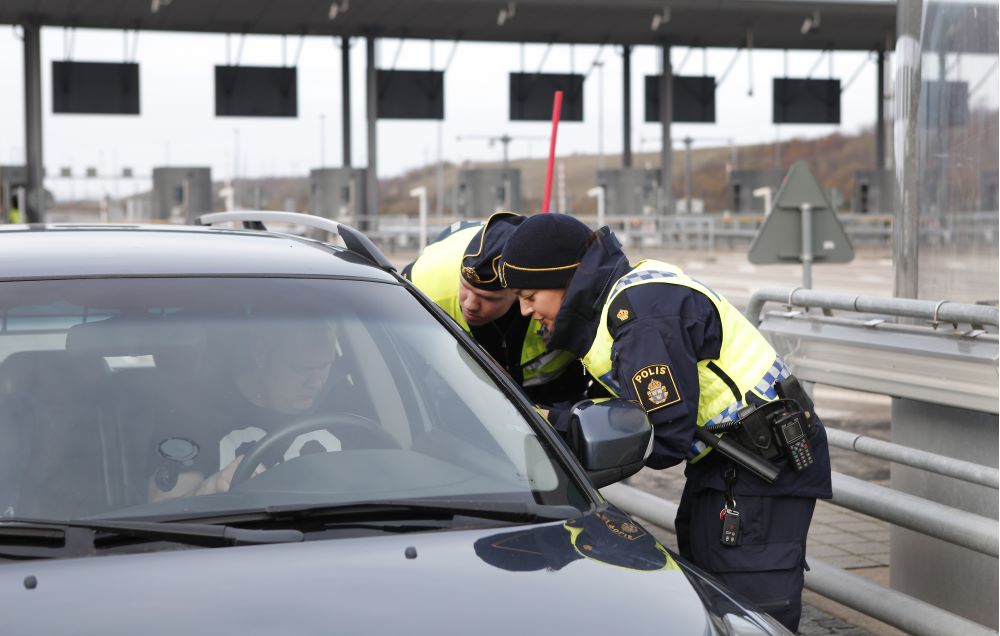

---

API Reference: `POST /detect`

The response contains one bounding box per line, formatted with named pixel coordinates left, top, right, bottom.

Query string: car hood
left=0, top=509, right=721, bottom=635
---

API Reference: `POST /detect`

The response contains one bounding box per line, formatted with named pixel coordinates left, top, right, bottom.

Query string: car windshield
left=0, top=277, right=587, bottom=522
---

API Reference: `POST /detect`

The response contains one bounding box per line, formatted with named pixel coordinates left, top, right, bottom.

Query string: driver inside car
left=148, top=319, right=351, bottom=502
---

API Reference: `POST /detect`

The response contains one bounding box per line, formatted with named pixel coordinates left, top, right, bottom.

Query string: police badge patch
left=462, top=266, right=482, bottom=284
left=631, top=364, right=681, bottom=412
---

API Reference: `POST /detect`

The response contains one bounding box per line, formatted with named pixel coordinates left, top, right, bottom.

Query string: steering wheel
left=230, top=412, right=401, bottom=487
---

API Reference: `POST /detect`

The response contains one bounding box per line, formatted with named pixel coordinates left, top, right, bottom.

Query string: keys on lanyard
left=719, top=501, right=741, bottom=546
left=719, top=466, right=741, bottom=547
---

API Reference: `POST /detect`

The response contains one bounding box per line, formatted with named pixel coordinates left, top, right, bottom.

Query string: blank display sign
left=644, top=75, right=716, bottom=123
left=773, top=78, right=841, bottom=124
left=377, top=70, right=444, bottom=120
left=52, top=61, right=140, bottom=115
left=509, top=73, right=584, bottom=121
left=215, top=66, right=297, bottom=117
left=920, top=81, right=969, bottom=128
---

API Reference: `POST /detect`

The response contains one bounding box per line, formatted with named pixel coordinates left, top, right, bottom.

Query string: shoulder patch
left=607, top=292, right=637, bottom=331
left=631, top=364, right=682, bottom=412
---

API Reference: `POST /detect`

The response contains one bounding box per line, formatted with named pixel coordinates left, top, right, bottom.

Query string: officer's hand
left=194, top=455, right=266, bottom=496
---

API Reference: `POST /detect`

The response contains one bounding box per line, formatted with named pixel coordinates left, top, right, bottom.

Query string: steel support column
left=893, top=0, right=923, bottom=299
left=622, top=44, right=632, bottom=168
left=875, top=48, right=886, bottom=172
left=23, top=21, right=44, bottom=223
left=365, top=36, right=378, bottom=232
left=342, top=36, right=352, bottom=168
left=683, top=137, right=693, bottom=213
left=659, top=43, right=673, bottom=215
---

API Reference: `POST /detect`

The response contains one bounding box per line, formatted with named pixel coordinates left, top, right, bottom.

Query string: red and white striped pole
left=541, top=90, right=563, bottom=213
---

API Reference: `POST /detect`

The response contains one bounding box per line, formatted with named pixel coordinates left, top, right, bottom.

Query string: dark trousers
left=675, top=480, right=816, bottom=633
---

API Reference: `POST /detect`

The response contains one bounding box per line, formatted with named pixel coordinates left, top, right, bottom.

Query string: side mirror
left=566, top=399, right=653, bottom=489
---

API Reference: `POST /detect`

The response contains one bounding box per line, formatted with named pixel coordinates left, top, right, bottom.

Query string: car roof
left=0, top=224, right=399, bottom=282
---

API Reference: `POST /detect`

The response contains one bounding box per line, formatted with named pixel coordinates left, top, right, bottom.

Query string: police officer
left=7, top=195, right=21, bottom=224
left=498, top=213, right=832, bottom=633
left=403, top=212, right=590, bottom=407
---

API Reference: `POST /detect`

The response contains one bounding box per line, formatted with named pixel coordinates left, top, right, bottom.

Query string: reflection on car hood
left=1, top=510, right=713, bottom=635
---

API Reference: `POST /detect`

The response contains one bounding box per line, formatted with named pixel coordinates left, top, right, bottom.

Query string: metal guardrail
left=825, top=426, right=1000, bottom=489
left=746, top=287, right=1000, bottom=329
left=832, top=472, right=998, bottom=557
left=364, top=212, right=904, bottom=252
left=601, top=483, right=997, bottom=636
left=360, top=210, right=996, bottom=253
left=743, top=287, right=999, bottom=629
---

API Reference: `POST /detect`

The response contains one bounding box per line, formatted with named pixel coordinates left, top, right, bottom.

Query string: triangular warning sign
left=747, top=161, right=854, bottom=265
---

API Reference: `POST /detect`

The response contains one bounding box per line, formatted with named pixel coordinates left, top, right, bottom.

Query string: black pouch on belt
left=731, top=404, right=783, bottom=462
left=775, top=375, right=817, bottom=437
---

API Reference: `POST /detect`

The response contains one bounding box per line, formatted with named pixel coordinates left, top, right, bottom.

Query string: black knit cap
left=460, top=211, right=524, bottom=291
left=499, top=213, right=593, bottom=289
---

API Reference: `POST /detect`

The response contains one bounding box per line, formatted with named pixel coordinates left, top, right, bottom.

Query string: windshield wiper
left=168, top=500, right=582, bottom=528
left=0, top=517, right=303, bottom=559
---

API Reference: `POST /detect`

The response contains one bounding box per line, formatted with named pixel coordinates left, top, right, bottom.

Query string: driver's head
left=245, top=320, right=337, bottom=414
left=457, top=212, right=524, bottom=327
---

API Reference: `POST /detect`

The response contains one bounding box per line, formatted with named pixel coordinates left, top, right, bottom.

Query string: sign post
left=748, top=161, right=854, bottom=288
left=410, top=186, right=428, bottom=248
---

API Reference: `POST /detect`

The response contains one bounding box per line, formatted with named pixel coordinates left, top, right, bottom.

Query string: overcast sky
left=0, top=26, right=897, bottom=201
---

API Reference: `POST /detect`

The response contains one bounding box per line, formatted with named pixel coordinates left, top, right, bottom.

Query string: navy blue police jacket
left=546, top=228, right=832, bottom=499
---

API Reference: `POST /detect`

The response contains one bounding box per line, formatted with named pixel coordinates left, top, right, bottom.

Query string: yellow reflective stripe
left=522, top=348, right=576, bottom=386
left=499, top=260, right=580, bottom=287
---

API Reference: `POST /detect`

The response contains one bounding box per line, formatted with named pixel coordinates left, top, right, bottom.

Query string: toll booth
left=0, top=165, right=27, bottom=223
left=851, top=170, right=891, bottom=214
left=981, top=171, right=998, bottom=213
left=309, top=168, right=366, bottom=224
left=151, top=167, right=213, bottom=223
left=728, top=169, right=785, bottom=213
left=454, top=168, right=522, bottom=216
left=596, top=168, right=661, bottom=216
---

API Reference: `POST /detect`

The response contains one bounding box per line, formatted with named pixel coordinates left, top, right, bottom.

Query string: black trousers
left=675, top=480, right=816, bottom=633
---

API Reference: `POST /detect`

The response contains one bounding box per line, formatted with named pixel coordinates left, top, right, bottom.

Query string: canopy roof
left=1, top=0, right=896, bottom=51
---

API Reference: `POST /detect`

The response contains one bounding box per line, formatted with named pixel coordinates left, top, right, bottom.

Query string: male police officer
left=403, top=212, right=589, bottom=407
left=498, top=213, right=832, bottom=633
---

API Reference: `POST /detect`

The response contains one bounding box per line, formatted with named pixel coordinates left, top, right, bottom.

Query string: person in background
left=7, top=195, right=22, bottom=224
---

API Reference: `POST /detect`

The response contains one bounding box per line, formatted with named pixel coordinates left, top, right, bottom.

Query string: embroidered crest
left=607, top=292, right=636, bottom=330
left=646, top=379, right=667, bottom=404
left=631, top=364, right=682, bottom=412
left=462, top=265, right=481, bottom=284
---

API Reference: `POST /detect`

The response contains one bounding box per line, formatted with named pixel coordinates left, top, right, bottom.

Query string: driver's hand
left=194, top=455, right=266, bottom=496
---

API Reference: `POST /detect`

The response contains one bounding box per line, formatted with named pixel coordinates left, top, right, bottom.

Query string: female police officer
left=498, top=213, right=832, bottom=633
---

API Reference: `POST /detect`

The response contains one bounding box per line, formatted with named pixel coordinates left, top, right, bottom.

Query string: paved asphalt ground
left=388, top=245, right=908, bottom=634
